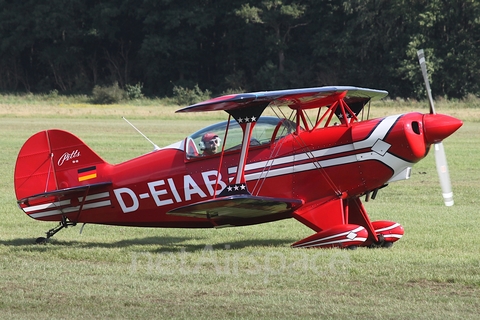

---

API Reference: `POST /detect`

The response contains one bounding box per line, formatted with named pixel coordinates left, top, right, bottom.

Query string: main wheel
left=381, top=241, right=393, bottom=248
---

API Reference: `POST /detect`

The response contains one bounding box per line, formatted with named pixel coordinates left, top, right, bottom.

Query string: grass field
left=0, top=97, right=479, bottom=319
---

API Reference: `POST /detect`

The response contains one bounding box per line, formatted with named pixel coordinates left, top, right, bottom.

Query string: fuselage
left=68, top=111, right=460, bottom=228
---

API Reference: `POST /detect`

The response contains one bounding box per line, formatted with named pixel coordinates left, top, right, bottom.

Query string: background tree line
left=0, top=0, right=478, bottom=99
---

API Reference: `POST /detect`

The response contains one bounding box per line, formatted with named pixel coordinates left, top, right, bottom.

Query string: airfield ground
left=0, top=96, right=479, bottom=318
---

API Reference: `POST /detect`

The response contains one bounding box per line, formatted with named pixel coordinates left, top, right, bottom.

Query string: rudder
left=14, top=129, right=110, bottom=201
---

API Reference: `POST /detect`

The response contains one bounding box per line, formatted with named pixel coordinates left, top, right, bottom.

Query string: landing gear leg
left=36, top=216, right=76, bottom=244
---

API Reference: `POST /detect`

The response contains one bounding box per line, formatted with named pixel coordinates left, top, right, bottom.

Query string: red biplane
left=14, top=51, right=462, bottom=248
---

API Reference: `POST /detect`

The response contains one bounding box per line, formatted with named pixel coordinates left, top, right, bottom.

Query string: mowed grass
left=0, top=100, right=479, bottom=319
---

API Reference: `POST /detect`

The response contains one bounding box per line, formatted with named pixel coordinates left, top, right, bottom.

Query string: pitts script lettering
left=58, top=150, right=81, bottom=166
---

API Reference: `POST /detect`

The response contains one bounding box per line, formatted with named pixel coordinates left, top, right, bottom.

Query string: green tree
left=236, top=1, right=307, bottom=73
left=0, top=0, right=478, bottom=98
left=404, top=0, right=480, bottom=98
left=0, top=0, right=87, bottom=91
left=138, top=0, right=217, bottom=94
left=87, top=0, right=145, bottom=89
left=331, top=0, right=416, bottom=97
left=235, top=0, right=308, bottom=89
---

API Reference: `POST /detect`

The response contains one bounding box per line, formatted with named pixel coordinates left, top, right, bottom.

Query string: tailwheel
left=35, top=216, right=76, bottom=244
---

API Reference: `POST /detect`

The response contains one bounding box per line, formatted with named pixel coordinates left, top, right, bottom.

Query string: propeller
left=417, top=49, right=454, bottom=206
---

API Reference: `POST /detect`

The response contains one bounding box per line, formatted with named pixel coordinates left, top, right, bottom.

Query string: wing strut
left=213, top=114, right=232, bottom=198
left=218, top=103, right=269, bottom=196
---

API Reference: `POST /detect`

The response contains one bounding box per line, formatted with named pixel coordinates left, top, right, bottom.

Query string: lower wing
left=167, top=194, right=303, bottom=219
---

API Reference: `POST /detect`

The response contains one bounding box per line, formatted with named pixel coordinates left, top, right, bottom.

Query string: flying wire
left=122, top=117, right=160, bottom=151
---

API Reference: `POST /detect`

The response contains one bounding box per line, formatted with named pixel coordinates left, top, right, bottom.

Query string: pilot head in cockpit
left=200, top=133, right=221, bottom=155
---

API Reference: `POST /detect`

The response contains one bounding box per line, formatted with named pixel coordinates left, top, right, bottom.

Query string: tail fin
left=14, top=129, right=110, bottom=201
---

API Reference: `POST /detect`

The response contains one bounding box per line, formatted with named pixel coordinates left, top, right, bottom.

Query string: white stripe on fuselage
left=229, top=114, right=412, bottom=181
left=353, top=114, right=401, bottom=149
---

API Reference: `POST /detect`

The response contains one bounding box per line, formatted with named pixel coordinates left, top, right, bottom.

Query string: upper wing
left=176, top=86, right=388, bottom=113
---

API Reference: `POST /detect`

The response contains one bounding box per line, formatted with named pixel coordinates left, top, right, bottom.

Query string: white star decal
left=227, top=186, right=233, bottom=192
left=240, top=184, right=246, bottom=190
left=234, top=185, right=239, bottom=191
left=238, top=118, right=243, bottom=123
left=244, top=117, right=249, bottom=123
left=251, top=116, right=257, bottom=122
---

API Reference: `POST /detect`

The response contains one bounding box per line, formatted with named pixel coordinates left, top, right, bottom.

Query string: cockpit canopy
left=186, top=116, right=295, bottom=158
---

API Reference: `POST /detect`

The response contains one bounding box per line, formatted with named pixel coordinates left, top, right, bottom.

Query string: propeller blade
left=417, top=49, right=454, bottom=206
left=417, top=49, right=436, bottom=114
left=434, top=142, right=454, bottom=206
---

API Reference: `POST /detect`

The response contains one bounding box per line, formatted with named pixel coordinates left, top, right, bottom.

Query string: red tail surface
left=14, top=130, right=110, bottom=202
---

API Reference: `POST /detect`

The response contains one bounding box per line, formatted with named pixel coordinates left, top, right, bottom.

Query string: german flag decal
left=78, top=166, right=97, bottom=181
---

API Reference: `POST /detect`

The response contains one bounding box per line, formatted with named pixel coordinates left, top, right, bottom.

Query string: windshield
left=185, top=116, right=295, bottom=158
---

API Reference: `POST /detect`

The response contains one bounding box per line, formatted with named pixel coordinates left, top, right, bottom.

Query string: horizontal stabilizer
left=18, top=182, right=112, bottom=221
left=167, top=194, right=303, bottom=219
left=17, top=182, right=112, bottom=206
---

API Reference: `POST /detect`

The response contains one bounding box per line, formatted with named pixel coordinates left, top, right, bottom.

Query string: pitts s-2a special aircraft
left=14, top=51, right=462, bottom=248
